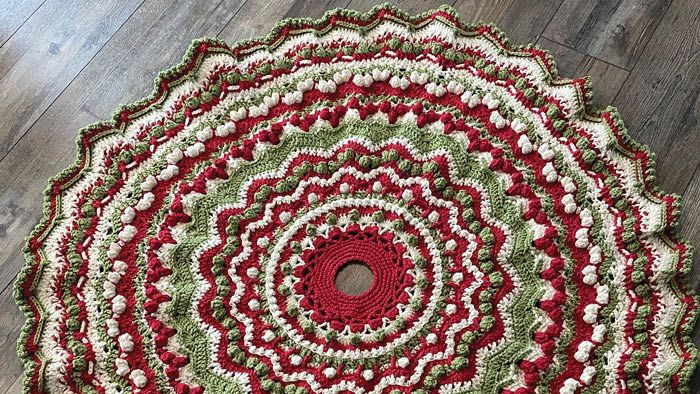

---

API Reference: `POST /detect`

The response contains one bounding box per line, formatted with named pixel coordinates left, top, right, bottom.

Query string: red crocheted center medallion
left=300, top=226, right=413, bottom=330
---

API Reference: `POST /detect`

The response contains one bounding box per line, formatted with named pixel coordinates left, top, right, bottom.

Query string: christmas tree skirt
left=16, top=4, right=698, bottom=393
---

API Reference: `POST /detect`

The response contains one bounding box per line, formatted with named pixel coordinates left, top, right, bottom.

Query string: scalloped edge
left=14, top=3, right=698, bottom=393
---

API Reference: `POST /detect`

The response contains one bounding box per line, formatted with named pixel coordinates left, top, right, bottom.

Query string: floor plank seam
left=215, top=0, right=250, bottom=38
left=0, top=0, right=48, bottom=49
left=538, top=36, right=632, bottom=72
left=0, top=0, right=146, bottom=166
left=526, top=0, right=566, bottom=44
left=617, top=0, right=676, bottom=76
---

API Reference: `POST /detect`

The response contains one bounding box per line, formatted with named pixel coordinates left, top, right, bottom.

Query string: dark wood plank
left=681, top=169, right=700, bottom=290
left=0, top=1, right=250, bottom=392
left=543, top=0, right=671, bottom=70
left=0, top=284, right=28, bottom=391
left=284, top=0, right=352, bottom=18
left=451, top=0, right=513, bottom=23
left=457, top=0, right=565, bottom=45
left=219, top=0, right=350, bottom=44
left=496, top=0, right=563, bottom=44
left=537, top=37, right=629, bottom=108
left=75, top=0, right=247, bottom=122
left=348, top=0, right=456, bottom=14
left=219, top=0, right=298, bottom=43
left=5, top=374, right=23, bottom=394
left=0, top=0, right=248, bottom=316
left=347, top=1, right=564, bottom=47
left=0, top=0, right=45, bottom=47
left=612, top=0, right=700, bottom=196
left=680, top=168, right=700, bottom=391
left=0, top=0, right=158, bottom=314
left=0, top=0, right=144, bottom=161
left=335, top=262, right=374, bottom=296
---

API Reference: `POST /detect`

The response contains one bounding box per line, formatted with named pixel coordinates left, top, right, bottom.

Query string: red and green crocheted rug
left=15, top=4, right=698, bottom=394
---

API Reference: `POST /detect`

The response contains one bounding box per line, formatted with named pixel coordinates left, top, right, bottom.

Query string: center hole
left=334, top=260, right=374, bottom=296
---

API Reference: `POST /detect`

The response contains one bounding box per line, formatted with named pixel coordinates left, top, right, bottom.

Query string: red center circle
left=295, top=225, right=413, bottom=331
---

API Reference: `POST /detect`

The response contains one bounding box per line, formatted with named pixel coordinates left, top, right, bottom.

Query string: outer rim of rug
left=13, top=2, right=699, bottom=393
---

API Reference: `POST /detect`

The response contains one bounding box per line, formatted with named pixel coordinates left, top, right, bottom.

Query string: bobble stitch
left=511, top=118, right=527, bottom=133
left=583, top=304, right=600, bottom=324
left=120, top=207, right=136, bottom=224
left=141, top=175, right=157, bottom=192
left=118, top=333, right=134, bottom=352
left=595, top=285, right=610, bottom=305
left=248, top=299, right=260, bottom=311
left=229, top=107, right=247, bottom=121
left=290, top=354, right=302, bottom=366
left=559, top=378, right=580, bottom=394
left=389, top=75, right=410, bottom=90
left=196, top=126, right=213, bottom=142
left=580, top=208, right=593, bottom=227
left=115, top=358, right=129, bottom=377
left=575, top=228, right=589, bottom=249
left=106, top=319, right=120, bottom=337
left=371, top=68, right=390, bottom=82
left=297, top=78, right=314, bottom=92
left=409, top=71, right=428, bottom=85
left=489, top=111, right=507, bottom=129
left=582, top=265, right=597, bottom=285
left=246, top=267, right=259, bottom=278
left=538, top=143, right=554, bottom=160
left=130, top=369, right=148, bottom=388
left=561, top=194, right=577, bottom=214
left=574, top=340, right=593, bottom=362
left=283, top=90, right=303, bottom=105
left=592, top=324, right=607, bottom=343
left=333, top=69, right=352, bottom=85
left=136, top=192, right=155, bottom=211
left=397, top=357, right=410, bottom=368
left=323, top=367, right=337, bottom=378
left=112, top=295, right=127, bottom=315
left=517, top=134, right=533, bottom=154
left=580, top=365, right=596, bottom=385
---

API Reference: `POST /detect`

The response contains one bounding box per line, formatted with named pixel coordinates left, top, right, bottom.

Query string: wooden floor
left=0, top=0, right=699, bottom=392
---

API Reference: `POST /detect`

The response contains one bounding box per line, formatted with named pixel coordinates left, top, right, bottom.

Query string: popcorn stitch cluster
left=15, top=4, right=698, bottom=394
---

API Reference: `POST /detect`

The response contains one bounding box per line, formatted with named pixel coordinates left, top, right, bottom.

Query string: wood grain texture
left=0, top=1, right=698, bottom=392
left=219, top=0, right=351, bottom=44
left=0, top=286, right=24, bottom=391
left=543, top=0, right=671, bottom=70
left=682, top=167, right=700, bottom=388
left=451, top=0, right=513, bottom=23
left=285, top=0, right=353, bottom=18
left=0, top=0, right=143, bottom=161
left=0, top=1, right=245, bottom=390
left=348, top=0, right=456, bottom=14
left=335, top=262, right=375, bottom=296
left=537, top=37, right=629, bottom=108
left=612, top=0, right=700, bottom=196
left=5, top=375, right=23, bottom=394
left=219, top=0, right=297, bottom=43
left=495, top=0, right=563, bottom=44
left=0, top=0, right=45, bottom=46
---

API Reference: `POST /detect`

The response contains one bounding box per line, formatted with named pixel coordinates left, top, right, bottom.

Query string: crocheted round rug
left=16, top=4, right=698, bottom=394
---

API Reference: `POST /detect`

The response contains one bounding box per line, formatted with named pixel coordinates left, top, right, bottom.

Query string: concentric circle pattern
left=16, top=4, right=698, bottom=394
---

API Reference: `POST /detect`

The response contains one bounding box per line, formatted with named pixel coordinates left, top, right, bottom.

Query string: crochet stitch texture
left=15, top=4, right=698, bottom=394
